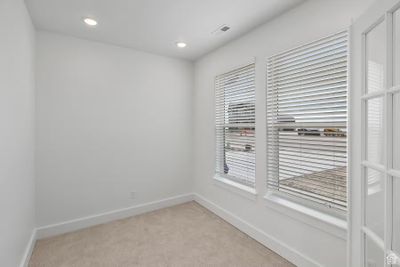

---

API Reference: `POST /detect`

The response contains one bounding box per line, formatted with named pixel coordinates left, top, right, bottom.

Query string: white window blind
left=266, top=31, right=348, bottom=210
left=215, top=63, right=256, bottom=188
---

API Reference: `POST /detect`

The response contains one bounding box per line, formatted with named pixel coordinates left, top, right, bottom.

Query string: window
left=215, top=63, right=256, bottom=188
left=266, top=31, right=348, bottom=211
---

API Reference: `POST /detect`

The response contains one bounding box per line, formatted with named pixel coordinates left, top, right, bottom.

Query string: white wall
left=193, top=0, right=375, bottom=266
left=35, top=32, right=193, bottom=227
left=0, top=0, right=36, bottom=266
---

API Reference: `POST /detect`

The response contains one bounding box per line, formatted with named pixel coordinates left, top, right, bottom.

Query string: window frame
left=265, top=30, right=351, bottom=216
left=214, top=62, right=257, bottom=193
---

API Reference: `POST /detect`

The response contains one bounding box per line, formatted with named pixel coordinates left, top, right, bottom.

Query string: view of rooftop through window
left=267, top=31, right=349, bottom=210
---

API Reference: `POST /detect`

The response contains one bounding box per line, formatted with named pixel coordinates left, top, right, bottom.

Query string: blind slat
left=267, top=31, right=348, bottom=211
left=216, top=63, right=256, bottom=188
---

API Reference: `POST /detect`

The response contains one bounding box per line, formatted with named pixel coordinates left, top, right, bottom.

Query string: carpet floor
left=29, top=201, right=295, bottom=267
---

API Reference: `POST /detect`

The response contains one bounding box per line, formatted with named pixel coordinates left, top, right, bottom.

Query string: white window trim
left=214, top=58, right=256, bottom=80
left=265, top=29, right=350, bottom=215
left=213, top=174, right=257, bottom=201
left=214, top=60, right=257, bottom=191
left=264, top=191, right=347, bottom=240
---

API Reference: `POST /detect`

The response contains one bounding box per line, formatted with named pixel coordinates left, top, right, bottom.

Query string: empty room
left=2, top=0, right=400, bottom=266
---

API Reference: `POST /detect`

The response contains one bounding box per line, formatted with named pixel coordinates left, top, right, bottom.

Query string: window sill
left=213, top=175, right=257, bottom=201
left=264, top=192, right=347, bottom=240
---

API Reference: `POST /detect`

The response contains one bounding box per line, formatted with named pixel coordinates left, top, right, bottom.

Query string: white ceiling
left=25, top=0, right=304, bottom=60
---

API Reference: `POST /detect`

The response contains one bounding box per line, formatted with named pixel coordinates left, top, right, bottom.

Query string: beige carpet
left=29, top=202, right=295, bottom=267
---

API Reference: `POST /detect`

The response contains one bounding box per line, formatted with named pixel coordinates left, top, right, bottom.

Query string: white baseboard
left=36, top=193, right=194, bottom=239
left=32, top=192, right=320, bottom=267
left=193, top=193, right=321, bottom=267
left=19, top=229, right=36, bottom=267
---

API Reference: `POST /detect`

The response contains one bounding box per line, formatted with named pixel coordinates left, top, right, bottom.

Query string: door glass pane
left=367, top=97, right=384, bottom=164
left=365, top=234, right=385, bottom=267
left=394, top=8, right=400, bottom=86
left=366, top=21, right=385, bottom=93
left=394, top=177, right=400, bottom=255
left=394, top=92, right=400, bottom=170
left=365, top=168, right=385, bottom=239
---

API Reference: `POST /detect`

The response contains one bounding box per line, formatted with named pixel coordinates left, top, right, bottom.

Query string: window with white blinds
left=266, top=31, right=348, bottom=210
left=215, top=63, right=256, bottom=188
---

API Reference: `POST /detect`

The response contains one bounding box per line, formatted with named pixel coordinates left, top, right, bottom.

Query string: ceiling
left=25, top=0, right=304, bottom=60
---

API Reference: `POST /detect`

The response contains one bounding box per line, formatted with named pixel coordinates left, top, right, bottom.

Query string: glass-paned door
left=362, top=18, right=387, bottom=267
left=352, top=0, right=400, bottom=266
left=391, top=5, right=400, bottom=263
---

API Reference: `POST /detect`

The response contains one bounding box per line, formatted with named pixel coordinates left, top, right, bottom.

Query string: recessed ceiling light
left=176, top=42, right=187, bottom=48
left=83, top=18, right=98, bottom=26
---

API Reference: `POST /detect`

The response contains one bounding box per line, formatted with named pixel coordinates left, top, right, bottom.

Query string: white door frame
left=350, top=0, right=400, bottom=266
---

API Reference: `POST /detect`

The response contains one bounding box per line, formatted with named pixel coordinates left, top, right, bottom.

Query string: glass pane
left=367, top=97, right=384, bottom=164
left=393, top=177, right=400, bottom=254
left=365, top=168, right=385, bottom=239
left=366, top=21, right=385, bottom=93
left=394, top=8, right=400, bottom=86
left=365, top=234, right=385, bottom=267
left=224, top=126, right=255, bottom=187
left=394, top=92, right=400, bottom=170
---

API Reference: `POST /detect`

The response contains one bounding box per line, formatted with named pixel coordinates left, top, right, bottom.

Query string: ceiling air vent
left=220, top=25, right=230, bottom=32
left=211, top=24, right=231, bottom=35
